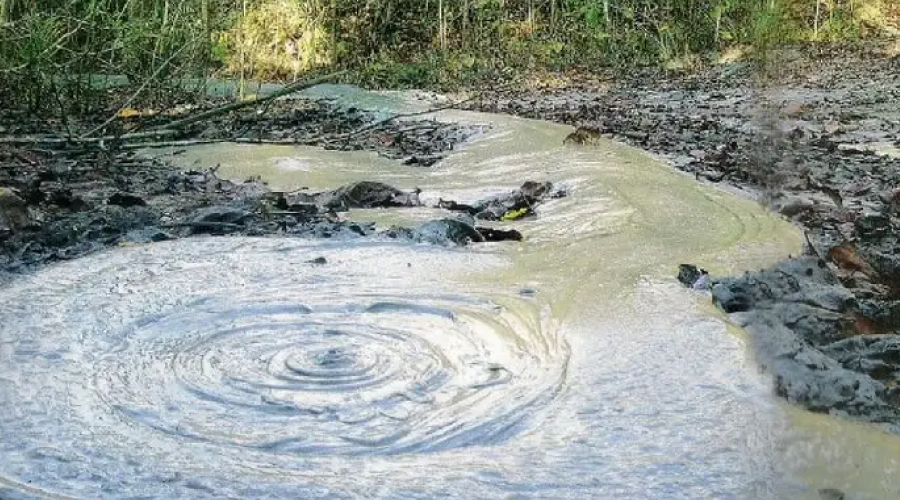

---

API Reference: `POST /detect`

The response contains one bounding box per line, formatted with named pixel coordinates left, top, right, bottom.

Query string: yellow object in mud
left=117, top=108, right=141, bottom=118
left=501, top=207, right=531, bottom=221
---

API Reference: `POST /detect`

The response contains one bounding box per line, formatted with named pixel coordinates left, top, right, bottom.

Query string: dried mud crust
left=470, top=43, right=900, bottom=427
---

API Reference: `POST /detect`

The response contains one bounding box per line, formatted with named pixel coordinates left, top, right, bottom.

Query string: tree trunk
left=438, top=0, right=446, bottom=51
left=814, top=0, right=821, bottom=39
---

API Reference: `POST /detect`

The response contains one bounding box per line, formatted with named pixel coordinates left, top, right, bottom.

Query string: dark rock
left=470, top=181, right=555, bottom=221
left=677, top=264, right=701, bottom=287
left=186, top=206, right=253, bottom=235
left=402, top=155, right=442, bottom=167
left=818, top=488, right=845, bottom=500
left=191, top=206, right=252, bottom=225
left=476, top=227, right=524, bottom=242
left=108, top=192, right=147, bottom=208
left=437, top=198, right=476, bottom=213
left=295, top=182, right=421, bottom=212
left=125, top=228, right=172, bottom=244
left=380, top=225, right=417, bottom=241
left=307, top=256, right=328, bottom=265
left=415, top=218, right=485, bottom=246
left=714, top=256, right=900, bottom=424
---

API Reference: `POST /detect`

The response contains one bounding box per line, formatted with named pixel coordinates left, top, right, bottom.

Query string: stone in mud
left=47, top=188, right=87, bottom=211
left=124, top=228, right=172, bottom=244
left=415, top=218, right=485, bottom=246
left=769, top=194, right=815, bottom=218
left=314, top=182, right=421, bottom=211
left=402, top=155, right=442, bottom=167
left=818, top=488, right=845, bottom=500
left=191, top=205, right=252, bottom=225
left=563, top=127, right=604, bottom=145
left=0, top=187, right=31, bottom=235
left=186, top=206, right=253, bottom=234
left=476, top=227, right=524, bottom=242
left=677, top=264, right=701, bottom=287
left=469, top=181, right=558, bottom=221
left=712, top=257, right=854, bottom=316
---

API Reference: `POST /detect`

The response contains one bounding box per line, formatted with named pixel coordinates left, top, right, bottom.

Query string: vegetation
left=0, top=0, right=896, bottom=116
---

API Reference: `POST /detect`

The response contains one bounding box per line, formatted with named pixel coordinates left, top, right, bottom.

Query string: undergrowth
left=0, top=0, right=896, bottom=117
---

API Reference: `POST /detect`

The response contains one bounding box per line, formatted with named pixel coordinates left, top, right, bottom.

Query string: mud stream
left=1, top=88, right=899, bottom=499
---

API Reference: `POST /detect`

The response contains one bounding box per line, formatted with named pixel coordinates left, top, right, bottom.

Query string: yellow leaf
left=117, top=108, right=141, bottom=119
left=501, top=207, right=530, bottom=221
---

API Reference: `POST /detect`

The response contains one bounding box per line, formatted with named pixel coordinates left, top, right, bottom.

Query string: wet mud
left=470, top=44, right=900, bottom=427
left=0, top=98, right=503, bottom=277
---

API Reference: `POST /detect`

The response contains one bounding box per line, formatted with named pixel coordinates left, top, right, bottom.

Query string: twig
left=118, top=138, right=222, bottom=150
left=0, top=129, right=183, bottom=146
left=151, top=70, right=349, bottom=131
left=804, top=230, right=828, bottom=263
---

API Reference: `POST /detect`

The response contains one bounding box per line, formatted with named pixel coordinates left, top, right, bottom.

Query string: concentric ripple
left=95, top=290, right=552, bottom=455
left=0, top=237, right=567, bottom=498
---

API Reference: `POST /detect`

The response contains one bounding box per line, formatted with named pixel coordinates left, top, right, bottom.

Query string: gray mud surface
left=471, top=43, right=900, bottom=427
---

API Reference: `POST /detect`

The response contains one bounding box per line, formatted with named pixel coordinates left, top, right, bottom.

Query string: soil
left=0, top=96, right=563, bottom=278
left=468, top=41, right=900, bottom=428
left=0, top=97, right=486, bottom=278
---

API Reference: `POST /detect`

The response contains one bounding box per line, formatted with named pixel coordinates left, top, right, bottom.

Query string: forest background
left=1, top=0, right=898, bottom=116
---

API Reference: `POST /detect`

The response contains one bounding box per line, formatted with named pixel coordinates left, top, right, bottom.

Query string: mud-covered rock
left=414, top=218, right=485, bottom=246
left=471, top=181, right=556, bottom=221
left=710, top=256, right=900, bottom=427
left=774, top=346, right=894, bottom=418
left=476, top=227, right=524, bottom=242
left=291, top=182, right=421, bottom=212
left=438, top=181, right=563, bottom=221
left=823, top=335, right=900, bottom=380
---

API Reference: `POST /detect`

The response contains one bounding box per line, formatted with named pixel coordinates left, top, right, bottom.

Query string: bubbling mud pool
left=2, top=88, right=900, bottom=500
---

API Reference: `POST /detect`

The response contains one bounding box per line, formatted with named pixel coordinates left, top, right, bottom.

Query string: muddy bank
left=0, top=92, right=564, bottom=277
left=470, top=43, right=900, bottom=427
left=0, top=98, right=500, bottom=276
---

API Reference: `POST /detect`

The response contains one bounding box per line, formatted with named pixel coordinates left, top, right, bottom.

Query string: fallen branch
left=0, top=129, right=182, bottom=147
left=152, top=70, right=349, bottom=131
left=119, top=138, right=222, bottom=150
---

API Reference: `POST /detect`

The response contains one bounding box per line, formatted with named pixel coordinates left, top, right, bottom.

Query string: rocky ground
left=469, top=42, right=900, bottom=429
